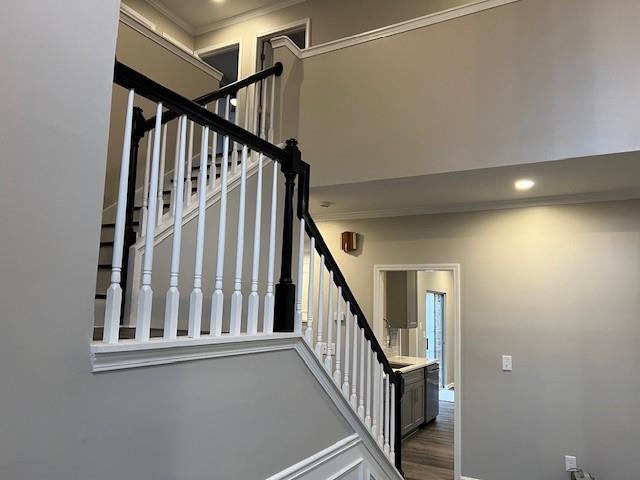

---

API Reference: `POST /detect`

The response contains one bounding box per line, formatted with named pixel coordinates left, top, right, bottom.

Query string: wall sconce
left=341, top=232, right=357, bottom=252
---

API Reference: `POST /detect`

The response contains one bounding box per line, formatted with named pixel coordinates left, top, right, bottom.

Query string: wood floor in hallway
left=402, top=401, right=454, bottom=480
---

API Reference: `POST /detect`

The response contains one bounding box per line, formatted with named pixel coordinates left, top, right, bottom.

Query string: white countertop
left=388, top=355, right=438, bottom=374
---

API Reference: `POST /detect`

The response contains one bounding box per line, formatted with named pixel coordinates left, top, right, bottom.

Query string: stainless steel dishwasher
left=425, top=363, right=440, bottom=423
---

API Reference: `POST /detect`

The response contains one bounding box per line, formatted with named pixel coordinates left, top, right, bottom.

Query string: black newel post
left=394, top=373, right=404, bottom=474
left=119, top=106, right=146, bottom=321
left=273, top=139, right=302, bottom=332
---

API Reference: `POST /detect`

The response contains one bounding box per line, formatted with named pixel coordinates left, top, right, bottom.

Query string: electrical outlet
left=502, top=355, right=513, bottom=371
left=565, top=455, right=577, bottom=472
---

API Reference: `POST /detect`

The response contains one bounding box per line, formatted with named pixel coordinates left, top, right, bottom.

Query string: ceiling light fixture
left=212, top=0, right=224, bottom=3
left=514, top=179, right=535, bottom=191
left=230, top=97, right=237, bottom=107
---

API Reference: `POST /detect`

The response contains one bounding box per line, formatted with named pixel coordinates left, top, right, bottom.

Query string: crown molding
left=144, top=0, right=196, bottom=35
left=119, top=6, right=223, bottom=81
left=272, top=0, right=522, bottom=60
left=195, top=0, right=307, bottom=36
left=310, top=189, right=640, bottom=222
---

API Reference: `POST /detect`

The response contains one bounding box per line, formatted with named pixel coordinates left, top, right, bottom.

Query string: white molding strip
left=144, top=0, right=196, bottom=35
left=195, top=0, right=308, bottom=36
left=161, top=32, right=194, bottom=55
left=121, top=3, right=156, bottom=31
left=119, top=6, right=223, bottom=81
left=310, top=188, right=640, bottom=222
left=461, top=477, right=484, bottom=480
left=271, top=0, right=521, bottom=59
left=91, top=333, right=300, bottom=372
left=265, top=435, right=360, bottom=480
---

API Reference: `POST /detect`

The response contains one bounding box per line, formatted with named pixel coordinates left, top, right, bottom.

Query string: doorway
left=373, top=264, right=461, bottom=480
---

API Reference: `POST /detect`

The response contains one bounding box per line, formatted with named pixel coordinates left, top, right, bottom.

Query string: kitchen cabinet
left=401, top=368, right=425, bottom=437
left=386, top=271, right=417, bottom=328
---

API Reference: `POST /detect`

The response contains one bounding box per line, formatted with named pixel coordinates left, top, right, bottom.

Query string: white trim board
left=271, top=0, right=521, bottom=59
left=119, top=6, right=223, bottom=81
left=265, top=435, right=360, bottom=480
left=256, top=18, right=311, bottom=72
left=373, top=264, right=462, bottom=480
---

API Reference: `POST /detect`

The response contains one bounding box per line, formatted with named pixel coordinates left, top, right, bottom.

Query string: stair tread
left=95, top=293, right=107, bottom=299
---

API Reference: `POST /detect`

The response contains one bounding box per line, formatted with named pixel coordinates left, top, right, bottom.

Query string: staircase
left=94, top=59, right=405, bottom=478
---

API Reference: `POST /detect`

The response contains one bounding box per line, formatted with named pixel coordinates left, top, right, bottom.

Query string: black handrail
left=113, top=60, right=288, bottom=163
left=143, top=62, right=283, bottom=133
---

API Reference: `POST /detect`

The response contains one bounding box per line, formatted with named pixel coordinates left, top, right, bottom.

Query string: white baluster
left=263, top=161, right=278, bottom=333
left=140, top=131, right=152, bottom=239
left=390, top=382, right=396, bottom=462
left=229, top=144, right=248, bottom=336
left=164, top=115, right=187, bottom=340
left=259, top=78, right=268, bottom=140
left=294, top=219, right=305, bottom=333
left=210, top=96, right=231, bottom=336
left=103, top=88, right=135, bottom=344
left=384, top=373, right=390, bottom=455
left=156, top=123, right=167, bottom=224
left=358, top=329, right=366, bottom=419
left=324, top=272, right=334, bottom=372
left=252, top=80, right=261, bottom=137
left=315, top=256, right=325, bottom=358
left=247, top=153, right=264, bottom=335
left=342, top=302, right=351, bottom=397
left=170, top=120, right=181, bottom=217
left=378, top=367, right=385, bottom=447
left=267, top=75, right=276, bottom=142
left=365, top=339, right=372, bottom=430
left=333, top=289, right=342, bottom=385
left=371, top=357, right=379, bottom=439
left=208, top=100, right=220, bottom=189
left=305, top=237, right=315, bottom=345
left=187, top=125, right=209, bottom=338
left=350, top=316, right=359, bottom=410
left=135, top=102, right=163, bottom=342
left=185, top=120, right=195, bottom=206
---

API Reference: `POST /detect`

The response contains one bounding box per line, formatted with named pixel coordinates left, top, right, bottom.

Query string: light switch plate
left=565, top=455, right=577, bottom=471
left=502, top=355, right=513, bottom=371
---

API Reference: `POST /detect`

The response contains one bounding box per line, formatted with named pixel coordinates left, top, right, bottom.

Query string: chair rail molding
left=119, top=5, right=223, bottom=81
left=271, top=0, right=521, bottom=59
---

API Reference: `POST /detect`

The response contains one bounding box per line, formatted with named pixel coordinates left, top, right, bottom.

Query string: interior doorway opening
left=256, top=20, right=309, bottom=70
left=374, top=264, right=461, bottom=480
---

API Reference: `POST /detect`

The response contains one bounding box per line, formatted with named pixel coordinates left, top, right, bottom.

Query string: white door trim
left=373, top=263, right=462, bottom=480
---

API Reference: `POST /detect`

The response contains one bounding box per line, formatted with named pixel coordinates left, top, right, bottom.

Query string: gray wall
left=317, top=200, right=640, bottom=480
left=0, top=2, right=351, bottom=479
left=286, top=0, right=640, bottom=187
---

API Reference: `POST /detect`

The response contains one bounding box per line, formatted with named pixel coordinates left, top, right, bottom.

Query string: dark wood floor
left=402, top=401, right=454, bottom=480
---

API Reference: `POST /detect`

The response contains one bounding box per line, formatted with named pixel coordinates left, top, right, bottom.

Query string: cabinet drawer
left=403, top=368, right=425, bottom=386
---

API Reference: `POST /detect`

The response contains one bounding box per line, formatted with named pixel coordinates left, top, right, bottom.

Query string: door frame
left=373, top=263, right=462, bottom=480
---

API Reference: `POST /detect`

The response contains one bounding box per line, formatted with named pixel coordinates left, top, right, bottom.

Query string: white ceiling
left=148, top=0, right=304, bottom=33
left=309, top=151, right=640, bottom=220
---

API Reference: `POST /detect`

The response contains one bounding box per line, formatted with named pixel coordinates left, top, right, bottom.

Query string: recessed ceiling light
left=212, top=0, right=224, bottom=3
left=514, top=179, right=535, bottom=191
